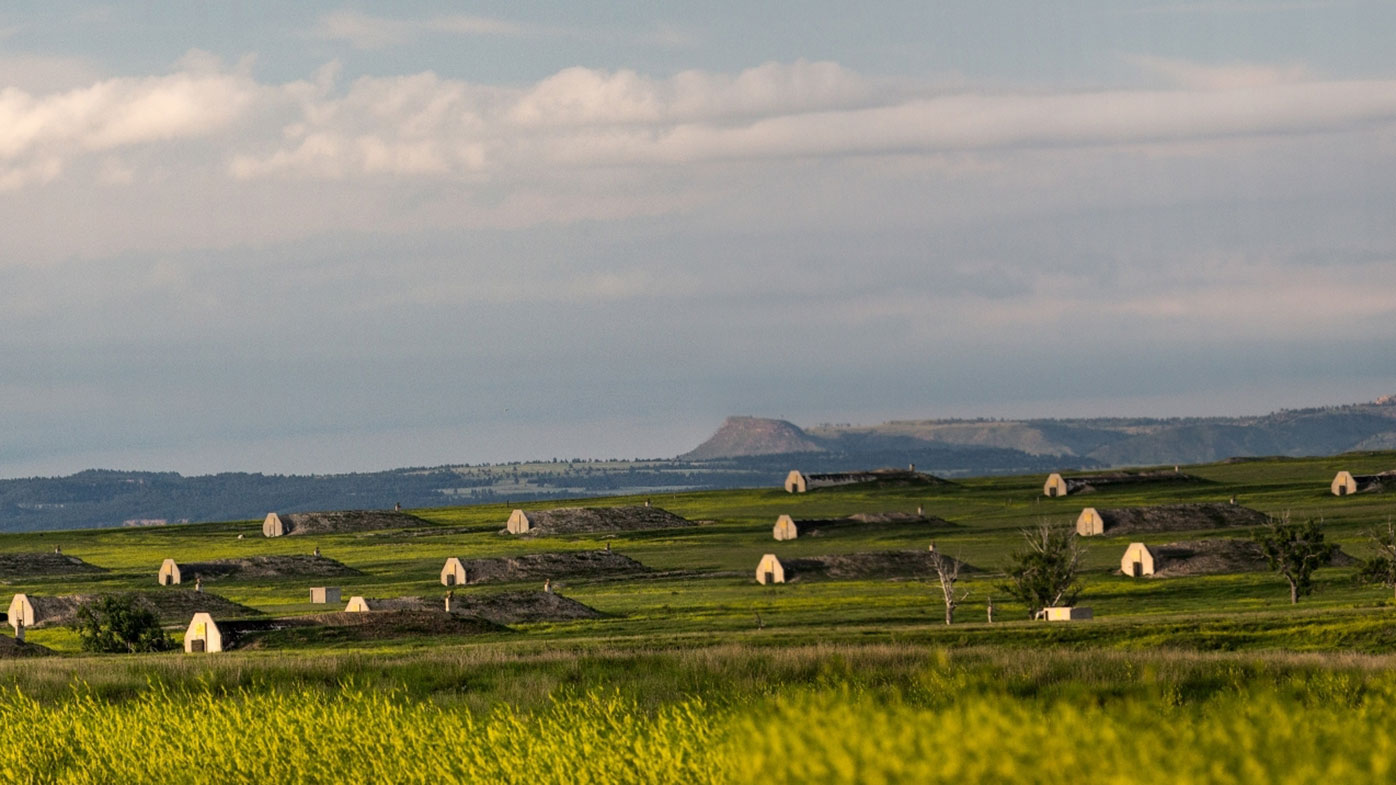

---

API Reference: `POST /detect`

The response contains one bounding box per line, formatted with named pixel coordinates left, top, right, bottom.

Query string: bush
left=75, top=594, right=173, bottom=653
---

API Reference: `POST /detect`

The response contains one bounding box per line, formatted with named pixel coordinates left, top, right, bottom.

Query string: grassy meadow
left=3, top=451, right=1396, bottom=781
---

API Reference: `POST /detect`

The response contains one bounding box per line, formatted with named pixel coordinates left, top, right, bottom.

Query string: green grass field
left=3, top=452, right=1396, bottom=781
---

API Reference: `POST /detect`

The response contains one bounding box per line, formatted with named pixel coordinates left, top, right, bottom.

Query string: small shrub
left=75, top=595, right=173, bottom=653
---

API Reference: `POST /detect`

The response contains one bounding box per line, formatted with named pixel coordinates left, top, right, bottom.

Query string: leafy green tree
left=1255, top=515, right=1336, bottom=604
left=1356, top=518, right=1396, bottom=602
left=1000, top=520, right=1084, bottom=618
left=75, top=594, right=173, bottom=653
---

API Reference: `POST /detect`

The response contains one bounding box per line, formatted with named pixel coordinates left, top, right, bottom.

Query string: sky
left=2, top=1, right=1395, bottom=477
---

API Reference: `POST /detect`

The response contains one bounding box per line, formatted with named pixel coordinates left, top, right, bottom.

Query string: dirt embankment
left=1066, top=471, right=1202, bottom=493
left=449, top=591, right=606, bottom=624
left=342, top=591, right=606, bottom=625
left=0, top=553, right=106, bottom=580
left=180, top=555, right=360, bottom=581
left=1143, top=538, right=1355, bottom=577
left=278, top=510, right=429, bottom=536
left=512, top=506, right=694, bottom=535
left=1096, top=503, right=1269, bottom=535
left=0, top=636, right=51, bottom=657
left=234, top=611, right=508, bottom=649
left=455, top=551, right=650, bottom=584
left=783, top=550, right=976, bottom=581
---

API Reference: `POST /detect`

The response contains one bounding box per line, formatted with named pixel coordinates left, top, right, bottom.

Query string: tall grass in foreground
left=3, top=676, right=1396, bottom=783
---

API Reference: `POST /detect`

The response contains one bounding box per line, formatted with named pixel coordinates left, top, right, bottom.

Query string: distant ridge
left=678, top=416, right=825, bottom=460
left=681, top=395, right=1396, bottom=464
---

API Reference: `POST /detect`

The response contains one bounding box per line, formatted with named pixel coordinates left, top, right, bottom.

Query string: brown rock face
left=679, top=416, right=825, bottom=460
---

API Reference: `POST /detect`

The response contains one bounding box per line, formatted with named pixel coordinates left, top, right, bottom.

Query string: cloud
left=1125, top=54, right=1312, bottom=90
left=312, top=9, right=534, bottom=50
left=0, top=62, right=260, bottom=189
left=3, top=54, right=1396, bottom=267
left=211, top=59, right=1396, bottom=192
left=311, top=9, right=697, bottom=52
left=0, top=54, right=104, bottom=92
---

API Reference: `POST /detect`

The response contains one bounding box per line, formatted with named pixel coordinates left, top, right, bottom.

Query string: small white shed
left=1076, top=508, right=1106, bottom=536
left=263, top=512, right=288, bottom=537
left=1043, top=606, right=1093, bottom=621
left=1043, top=473, right=1069, bottom=497
left=1331, top=471, right=1357, bottom=496
left=345, top=596, right=371, bottom=612
left=184, top=612, right=223, bottom=653
left=310, top=587, right=341, bottom=604
left=158, top=558, right=182, bottom=586
left=441, top=557, right=468, bottom=586
left=773, top=515, right=798, bottom=541
left=756, top=553, right=785, bottom=585
left=1121, top=542, right=1155, bottom=577
left=784, top=471, right=808, bottom=493
left=7, top=594, right=34, bottom=631
left=506, top=509, right=533, bottom=534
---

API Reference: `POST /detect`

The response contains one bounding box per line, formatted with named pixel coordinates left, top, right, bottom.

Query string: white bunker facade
left=441, top=557, right=469, bottom=586
left=158, top=558, right=182, bottom=586
left=506, top=509, right=533, bottom=534
left=1121, top=542, right=1156, bottom=577
left=263, top=513, right=288, bottom=537
left=756, top=553, right=785, bottom=585
left=184, top=613, right=223, bottom=653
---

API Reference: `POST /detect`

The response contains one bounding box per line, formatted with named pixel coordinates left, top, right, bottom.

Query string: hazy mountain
left=678, top=416, right=825, bottom=460
left=688, top=398, right=1396, bottom=466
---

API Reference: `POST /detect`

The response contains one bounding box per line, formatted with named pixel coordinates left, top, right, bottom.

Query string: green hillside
left=5, top=450, right=1396, bottom=657
left=5, top=452, right=1396, bottom=781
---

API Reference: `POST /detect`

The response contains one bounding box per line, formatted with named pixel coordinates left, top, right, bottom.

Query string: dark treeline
left=0, top=444, right=1090, bottom=533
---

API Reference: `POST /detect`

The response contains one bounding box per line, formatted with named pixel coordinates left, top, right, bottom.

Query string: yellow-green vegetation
left=2, top=452, right=1396, bottom=780
left=5, top=648, right=1396, bottom=783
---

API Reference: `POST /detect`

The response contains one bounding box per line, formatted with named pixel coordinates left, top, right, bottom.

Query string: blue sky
left=1, top=1, right=1394, bottom=475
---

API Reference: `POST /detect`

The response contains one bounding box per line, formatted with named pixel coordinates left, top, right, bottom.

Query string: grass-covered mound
left=274, top=510, right=430, bottom=535
left=510, top=506, right=694, bottom=535
left=0, top=552, right=106, bottom=580
left=178, top=555, right=360, bottom=581
left=783, top=550, right=976, bottom=581
left=452, top=551, right=650, bottom=583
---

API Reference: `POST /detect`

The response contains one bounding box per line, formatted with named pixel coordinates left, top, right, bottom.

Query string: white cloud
left=0, top=54, right=104, bottom=92
left=1124, top=54, right=1313, bottom=90
left=313, top=9, right=532, bottom=50
left=221, top=60, right=1396, bottom=184
left=0, top=67, right=259, bottom=161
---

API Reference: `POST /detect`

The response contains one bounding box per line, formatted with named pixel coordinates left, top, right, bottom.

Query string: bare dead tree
left=929, top=550, right=971, bottom=625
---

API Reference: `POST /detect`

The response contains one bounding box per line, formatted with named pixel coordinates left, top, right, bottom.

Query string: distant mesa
left=784, top=468, right=951, bottom=493
left=679, top=416, right=826, bottom=460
